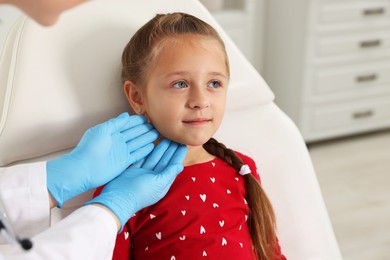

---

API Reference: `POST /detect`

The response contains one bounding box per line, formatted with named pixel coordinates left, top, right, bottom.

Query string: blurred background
left=1, top=0, right=389, bottom=258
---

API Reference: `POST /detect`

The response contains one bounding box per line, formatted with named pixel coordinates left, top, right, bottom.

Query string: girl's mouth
left=182, top=118, right=211, bottom=125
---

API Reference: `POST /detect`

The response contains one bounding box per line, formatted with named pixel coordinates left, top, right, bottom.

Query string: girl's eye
left=208, top=80, right=222, bottom=89
left=172, top=81, right=188, bottom=89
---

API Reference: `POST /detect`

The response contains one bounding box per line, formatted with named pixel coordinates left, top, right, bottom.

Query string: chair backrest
left=0, top=0, right=273, bottom=166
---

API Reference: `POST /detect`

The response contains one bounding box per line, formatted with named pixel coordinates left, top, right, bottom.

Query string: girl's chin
left=177, top=139, right=210, bottom=147
left=162, top=136, right=209, bottom=147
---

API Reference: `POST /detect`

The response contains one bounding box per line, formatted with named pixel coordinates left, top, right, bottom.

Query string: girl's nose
left=188, top=88, right=210, bottom=109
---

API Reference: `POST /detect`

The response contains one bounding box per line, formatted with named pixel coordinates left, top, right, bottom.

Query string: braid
left=203, top=138, right=278, bottom=260
left=203, top=138, right=243, bottom=170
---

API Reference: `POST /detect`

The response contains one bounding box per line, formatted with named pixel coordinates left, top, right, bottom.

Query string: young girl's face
left=125, top=35, right=228, bottom=147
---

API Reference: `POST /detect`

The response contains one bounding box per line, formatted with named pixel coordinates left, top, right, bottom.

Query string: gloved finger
left=101, top=112, right=131, bottom=133
left=128, top=143, right=154, bottom=165
left=154, top=142, right=179, bottom=172
left=142, top=139, right=171, bottom=170
left=121, top=123, right=154, bottom=142
left=169, top=145, right=188, bottom=165
left=127, top=129, right=159, bottom=152
left=158, top=164, right=184, bottom=191
left=118, top=114, right=148, bottom=132
left=131, top=157, right=146, bottom=168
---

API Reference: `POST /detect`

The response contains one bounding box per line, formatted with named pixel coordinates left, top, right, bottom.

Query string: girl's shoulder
left=233, top=151, right=261, bottom=181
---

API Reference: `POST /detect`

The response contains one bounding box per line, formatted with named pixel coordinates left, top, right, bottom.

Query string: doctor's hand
left=46, top=113, right=159, bottom=207
left=86, top=139, right=187, bottom=231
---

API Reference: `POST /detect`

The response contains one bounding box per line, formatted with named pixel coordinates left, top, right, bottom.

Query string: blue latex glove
left=47, top=113, right=159, bottom=207
left=86, top=139, right=187, bottom=231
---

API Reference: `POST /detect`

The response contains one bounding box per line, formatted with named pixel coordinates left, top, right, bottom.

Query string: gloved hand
left=47, top=113, right=159, bottom=207
left=86, top=139, right=187, bottom=231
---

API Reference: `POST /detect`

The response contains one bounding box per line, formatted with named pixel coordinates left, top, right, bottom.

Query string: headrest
left=0, top=0, right=274, bottom=166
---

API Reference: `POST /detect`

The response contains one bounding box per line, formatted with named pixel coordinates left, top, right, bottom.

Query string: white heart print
left=200, top=194, right=206, bottom=202
left=124, top=232, right=129, bottom=240
left=156, top=232, right=162, bottom=240
left=200, top=226, right=206, bottom=234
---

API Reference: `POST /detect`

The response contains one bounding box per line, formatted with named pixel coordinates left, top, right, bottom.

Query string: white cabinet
left=264, top=0, right=390, bottom=142
left=200, top=0, right=258, bottom=66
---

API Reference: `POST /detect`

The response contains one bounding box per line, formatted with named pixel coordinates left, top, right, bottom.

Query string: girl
left=95, top=12, right=285, bottom=260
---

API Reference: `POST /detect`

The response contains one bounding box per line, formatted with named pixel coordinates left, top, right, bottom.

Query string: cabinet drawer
left=308, top=97, right=390, bottom=132
left=319, top=1, right=390, bottom=24
left=317, top=30, right=390, bottom=57
left=314, top=61, right=390, bottom=95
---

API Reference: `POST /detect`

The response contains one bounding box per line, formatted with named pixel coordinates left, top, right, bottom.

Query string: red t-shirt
left=94, top=152, right=285, bottom=259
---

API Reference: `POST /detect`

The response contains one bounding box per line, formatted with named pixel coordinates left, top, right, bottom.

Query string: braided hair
left=204, top=138, right=278, bottom=260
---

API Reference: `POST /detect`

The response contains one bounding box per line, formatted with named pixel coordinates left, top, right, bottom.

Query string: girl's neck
left=183, top=145, right=215, bottom=166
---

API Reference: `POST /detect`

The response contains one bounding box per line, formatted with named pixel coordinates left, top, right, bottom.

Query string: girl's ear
left=124, top=80, right=144, bottom=114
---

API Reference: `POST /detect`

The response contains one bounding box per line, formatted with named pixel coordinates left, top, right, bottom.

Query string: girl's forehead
left=158, top=34, right=223, bottom=51
left=143, top=34, right=230, bottom=81
left=155, top=40, right=226, bottom=69
left=154, top=36, right=226, bottom=67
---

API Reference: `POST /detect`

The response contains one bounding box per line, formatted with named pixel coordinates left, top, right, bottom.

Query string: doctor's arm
left=0, top=205, right=118, bottom=260
left=0, top=140, right=187, bottom=260
left=0, top=113, right=158, bottom=239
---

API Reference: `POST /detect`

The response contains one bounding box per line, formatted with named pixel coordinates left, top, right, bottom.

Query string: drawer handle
left=360, top=39, right=381, bottom=48
left=356, top=74, right=377, bottom=83
left=352, top=110, right=374, bottom=119
left=363, top=8, right=385, bottom=16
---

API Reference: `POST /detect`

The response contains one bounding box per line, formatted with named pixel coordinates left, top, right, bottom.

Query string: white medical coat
left=0, top=162, right=117, bottom=259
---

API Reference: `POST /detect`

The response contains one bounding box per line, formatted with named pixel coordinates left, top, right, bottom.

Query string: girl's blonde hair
left=121, top=12, right=278, bottom=260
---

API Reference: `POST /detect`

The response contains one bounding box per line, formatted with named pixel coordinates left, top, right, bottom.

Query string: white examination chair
left=0, top=0, right=342, bottom=259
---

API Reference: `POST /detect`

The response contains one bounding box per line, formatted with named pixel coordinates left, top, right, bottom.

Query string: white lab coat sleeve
left=0, top=162, right=50, bottom=240
left=0, top=205, right=117, bottom=260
